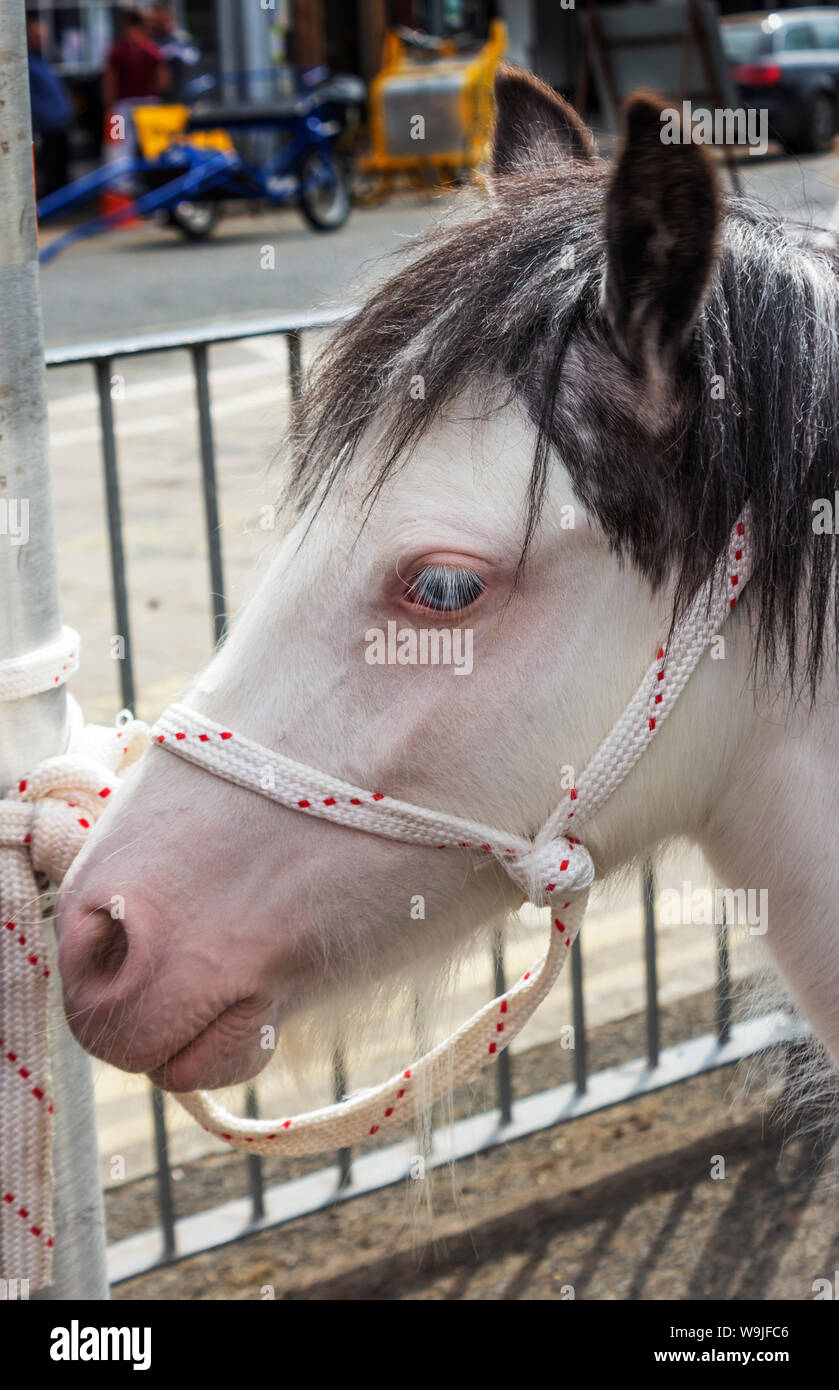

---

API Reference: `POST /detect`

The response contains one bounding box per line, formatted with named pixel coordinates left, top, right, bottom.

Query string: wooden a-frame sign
left=576, top=0, right=744, bottom=190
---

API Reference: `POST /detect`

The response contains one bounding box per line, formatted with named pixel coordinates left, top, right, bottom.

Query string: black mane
left=291, top=165, right=839, bottom=697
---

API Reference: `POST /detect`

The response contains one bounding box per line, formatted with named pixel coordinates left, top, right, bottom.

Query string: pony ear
left=491, top=66, right=596, bottom=179
left=602, top=92, right=721, bottom=367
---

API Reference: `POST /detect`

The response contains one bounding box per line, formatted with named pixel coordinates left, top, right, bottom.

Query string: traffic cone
left=101, top=187, right=139, bottom=223
left=101, top=104, right=140, bottom=226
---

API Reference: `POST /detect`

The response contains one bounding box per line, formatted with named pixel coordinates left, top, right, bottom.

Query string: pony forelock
left=289, top=165, right=839, bottom=699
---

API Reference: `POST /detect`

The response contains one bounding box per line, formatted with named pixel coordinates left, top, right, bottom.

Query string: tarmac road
left=37, top=147, right=839, bottom=350
left=39, top=192, right=448, bottom=349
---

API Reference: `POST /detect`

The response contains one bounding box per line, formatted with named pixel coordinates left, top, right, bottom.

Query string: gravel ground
left=104, top=979, right=753, bottom=1240
left=108, top=983, right=839, bottom=1301
left=112, top=1072, right=837, bottom=1302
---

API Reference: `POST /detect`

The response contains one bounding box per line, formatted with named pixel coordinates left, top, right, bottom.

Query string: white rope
left=0, top=515, right=752, bottom=1285
left=156, top=516, right=753, bottom=1156
left=0, top=625, right=80, bottom=701
left=0, top=627, right=149, bottom=1289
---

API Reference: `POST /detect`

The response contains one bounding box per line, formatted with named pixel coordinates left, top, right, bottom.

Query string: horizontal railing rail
left=44, top=307, right=358, bottom=367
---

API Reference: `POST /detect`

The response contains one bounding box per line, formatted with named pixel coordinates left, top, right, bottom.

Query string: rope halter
left=151, top=516, right=753, bottom=1158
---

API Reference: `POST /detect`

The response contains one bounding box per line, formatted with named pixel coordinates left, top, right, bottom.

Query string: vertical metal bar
left=150, top=1088, right=176, bottom=1259
left=643, top=858, right=660, bottom=1069
left=570, top=934, right=587, bottom=1093
left=333, top=1048, right=352, bottom=1188
left=245, top=1086, right=265, bottom=1221
left=715, top=899, right=732, bottom=1044
left=287, top=329, right=303, bottom=402
left=191, top=343, right=227, bottom=646
left=0, top=5, right=107, bottom=1300
left=94, top=357, right=135, bottom=710
left=410, top=989, right=434, bottom=1168
left=493, top=928, right=513, bottom=1125
left=100, top=353, right=180, bottom=1267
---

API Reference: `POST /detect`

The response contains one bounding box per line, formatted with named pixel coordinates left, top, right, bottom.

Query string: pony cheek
left=53, top=741, right=516, bottom=1089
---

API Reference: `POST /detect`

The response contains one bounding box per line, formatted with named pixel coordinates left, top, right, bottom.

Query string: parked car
left=721, top=8, right=839, bottom=153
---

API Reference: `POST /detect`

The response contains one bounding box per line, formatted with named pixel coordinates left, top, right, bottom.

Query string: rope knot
left=21, top=768, right=115, bottom=884
left=506, top=836, right=595, bottom=907
left=0, top=715, right=150, bottom=884
left=28, top=796, right=99, bottom=885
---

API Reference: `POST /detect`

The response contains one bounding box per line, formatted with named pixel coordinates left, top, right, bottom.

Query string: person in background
left=27, top=17, right=72, bottom=197
left=145, top=3, right=200, bottom=103
left=103, top=7, right=164, bottom=106
left=100, top=8, right=164, bottom=211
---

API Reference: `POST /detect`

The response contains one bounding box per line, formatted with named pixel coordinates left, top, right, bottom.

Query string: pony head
left=55, top=71, right=839, bottom=1092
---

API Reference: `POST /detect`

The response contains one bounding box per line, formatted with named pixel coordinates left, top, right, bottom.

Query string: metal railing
left=45, top=311, right=802, bottom=1285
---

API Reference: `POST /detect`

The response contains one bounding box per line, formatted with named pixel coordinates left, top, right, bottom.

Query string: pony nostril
left=70, top=908, right=130, bottom=988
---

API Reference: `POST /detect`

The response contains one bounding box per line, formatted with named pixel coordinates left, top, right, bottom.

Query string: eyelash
left=403, top=564, right=485, bottom=613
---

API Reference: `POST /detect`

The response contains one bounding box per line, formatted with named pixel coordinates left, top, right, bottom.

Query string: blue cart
left=37, top=73, right=365, bottom=264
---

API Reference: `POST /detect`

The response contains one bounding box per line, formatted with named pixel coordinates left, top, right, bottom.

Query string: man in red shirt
left=103, top=8, right=164, bottom=105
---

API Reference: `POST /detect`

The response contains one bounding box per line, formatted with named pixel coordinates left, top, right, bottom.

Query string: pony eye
left=404, top=564, right=485, bottom=613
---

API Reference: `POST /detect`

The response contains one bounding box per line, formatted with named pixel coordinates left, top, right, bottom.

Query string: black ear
left=602, top=92, right=721, bottom=367
left=492, top=66, right=596, bottom=179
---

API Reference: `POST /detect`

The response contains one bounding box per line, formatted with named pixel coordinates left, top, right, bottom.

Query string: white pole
left=0, top=3, right=108, bottom=1300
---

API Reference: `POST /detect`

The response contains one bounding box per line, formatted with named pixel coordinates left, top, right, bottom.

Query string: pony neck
left=700, top=666, right=839, bottom=1071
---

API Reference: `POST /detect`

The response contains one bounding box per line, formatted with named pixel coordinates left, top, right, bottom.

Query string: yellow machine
left=131, top=105, right=234, bottom=161
left=358, top=20, right=506, bottom=197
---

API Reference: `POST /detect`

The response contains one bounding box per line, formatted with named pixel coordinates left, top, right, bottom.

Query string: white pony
left=56, top=73, right=839, bottom=1122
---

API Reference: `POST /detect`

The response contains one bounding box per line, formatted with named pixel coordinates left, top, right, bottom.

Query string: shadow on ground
left=113, top=1048, right=839, bottom=1300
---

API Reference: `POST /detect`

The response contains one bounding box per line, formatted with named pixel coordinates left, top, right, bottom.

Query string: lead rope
left=0, top=631, right=149, bottom=1289
left=158, top=516, right=753, bottom=1156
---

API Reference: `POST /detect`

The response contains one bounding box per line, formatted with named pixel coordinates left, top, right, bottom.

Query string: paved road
left=37, top=149, right=839, bottom=350
left=737, top=145, right=839, bottom=226
left=39, top=193, right=448, bottom=349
